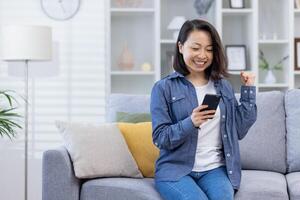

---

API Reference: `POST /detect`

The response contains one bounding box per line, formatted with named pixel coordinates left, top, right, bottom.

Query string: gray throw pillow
left=55, top=121, right=143, bottom=179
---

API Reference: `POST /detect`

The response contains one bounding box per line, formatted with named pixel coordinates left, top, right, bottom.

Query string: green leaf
left=259, top=49, right=269, bottom=70
left=0, top=90, right=19, bottom=107
left=0, top=126, right=13, bottom=139
left=272, top=55, right=289, bottom=71
left=0, top=90, right=22, bottom=139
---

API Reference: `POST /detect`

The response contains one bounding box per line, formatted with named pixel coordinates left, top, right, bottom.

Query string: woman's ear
left=178, top=42, right=183, bottom=54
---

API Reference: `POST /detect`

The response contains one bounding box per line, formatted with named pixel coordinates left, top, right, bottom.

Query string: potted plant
left=259, top=50, right=289, bottom=84
left=0, top=90, right=22, bottom=139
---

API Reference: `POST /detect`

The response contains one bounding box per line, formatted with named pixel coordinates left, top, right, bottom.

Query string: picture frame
left=229, top=0, right=245, bottom=9
left=225, top=45, right=247, bottom=71
left=294, top=38, right=300, bottom=70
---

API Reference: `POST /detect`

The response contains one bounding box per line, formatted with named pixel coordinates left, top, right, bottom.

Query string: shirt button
left=172, top=97, right=176, bottom=100
left=154, top=142, right=158, bottom=146
left=244, top=90, right=247, bottom=93
left=224, top=134, right=227, bottom=138
left=226, top=153, right=231, bottom=157
left=229, top=171, right=233, bottom=174
left=222, top=115, right=225, bottom=119
left=250, top=104, right=253, bottom=107
left=250, top=90, right=253, bottom=94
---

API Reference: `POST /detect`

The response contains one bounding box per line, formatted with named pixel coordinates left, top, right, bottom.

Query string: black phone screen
left=201, top=94, right=221, bottom=112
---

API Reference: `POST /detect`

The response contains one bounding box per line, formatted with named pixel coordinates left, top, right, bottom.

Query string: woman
left=150, top=19, right=257, bottom=200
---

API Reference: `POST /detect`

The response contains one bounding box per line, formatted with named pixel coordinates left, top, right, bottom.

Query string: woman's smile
left=194, top=59, right=207, bottom=67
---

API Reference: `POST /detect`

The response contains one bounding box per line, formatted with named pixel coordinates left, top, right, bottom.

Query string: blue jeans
left=155, top=166, right=234, bottom=200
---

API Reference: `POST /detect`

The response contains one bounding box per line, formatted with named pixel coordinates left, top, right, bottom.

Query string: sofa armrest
left=42, top=147, right=81, bottom=200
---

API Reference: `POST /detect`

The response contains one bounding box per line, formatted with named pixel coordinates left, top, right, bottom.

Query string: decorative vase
left=118, top=43, right=134, bottom=71
left=264, top=70, right=276, bottom=84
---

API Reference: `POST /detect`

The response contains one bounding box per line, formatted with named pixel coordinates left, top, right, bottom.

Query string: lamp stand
left=1, top=25, right=52, bottom=200
left=24, top=60, right=29, bottom=200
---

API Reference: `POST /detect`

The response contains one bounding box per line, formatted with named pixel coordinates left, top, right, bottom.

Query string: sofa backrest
left=107, top=91, right=288, bottom=174
left=238, top=91, right=287, bottom=174
left=106, top=93, right=150, bottom=122
left=285, top=89, right=300, bottom=173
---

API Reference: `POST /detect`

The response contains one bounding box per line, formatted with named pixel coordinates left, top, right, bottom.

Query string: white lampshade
left=167, top=16, right=186, bottom=30
left=8, top=42, right=59, bottom=78
left=0, top=25, right=52, bottom=61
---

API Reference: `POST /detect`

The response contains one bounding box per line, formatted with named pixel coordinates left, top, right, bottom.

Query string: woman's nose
left=197, top=50, right=207, bottom=59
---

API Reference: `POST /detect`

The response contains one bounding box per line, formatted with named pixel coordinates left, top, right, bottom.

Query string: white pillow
left=55, top=121, right=143, bottom=179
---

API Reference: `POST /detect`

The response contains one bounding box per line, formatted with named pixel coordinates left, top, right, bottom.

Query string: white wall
left=0, top=1, right=106, bottom=199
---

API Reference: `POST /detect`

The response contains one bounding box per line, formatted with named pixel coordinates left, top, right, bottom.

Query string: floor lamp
left=0, top=25, right=52, bottom=200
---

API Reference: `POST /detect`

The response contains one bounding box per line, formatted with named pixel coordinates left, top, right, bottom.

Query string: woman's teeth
left=195, top=61, right=205, bottom=65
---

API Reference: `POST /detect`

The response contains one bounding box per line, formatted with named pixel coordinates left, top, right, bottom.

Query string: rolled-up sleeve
left=235, top=86, right=257, bottom=140
left=150, top=82, right=196, bottom=150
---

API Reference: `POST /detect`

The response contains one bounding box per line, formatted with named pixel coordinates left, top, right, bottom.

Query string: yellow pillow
left=117, top=122, right=159, bottom=178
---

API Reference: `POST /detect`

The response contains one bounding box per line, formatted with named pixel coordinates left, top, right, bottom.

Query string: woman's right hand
left=191, top=105, right=216, bottom=128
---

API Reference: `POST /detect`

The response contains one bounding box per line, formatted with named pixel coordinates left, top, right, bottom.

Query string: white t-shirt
left=192, top=80, right=225, bottom=172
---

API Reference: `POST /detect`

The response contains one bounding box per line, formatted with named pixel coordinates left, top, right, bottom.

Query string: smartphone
left=201, top=94, right=221, bottom=118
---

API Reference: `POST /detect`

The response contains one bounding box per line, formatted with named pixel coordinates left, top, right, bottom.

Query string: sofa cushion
left=235, top=170, right=289, bottom=200
left=117, top=122, right=159, bottom=178
left=238, top=91, right=287, bottom=173
left=107, top=94, right=150, bottom=122
left=55, top=121, right=142, bottom=179
left=285, top=89, right=300, bottom=172
left=116, top=112, right=151, bottom=123
left=286, top=172, right=300, bottom=200
left=80, top=178, right=162, bottom=200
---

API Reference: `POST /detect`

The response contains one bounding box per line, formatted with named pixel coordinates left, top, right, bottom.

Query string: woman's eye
left=192, top=48, right=199, bottom=51
left=207, top=49, right=213, bottom=52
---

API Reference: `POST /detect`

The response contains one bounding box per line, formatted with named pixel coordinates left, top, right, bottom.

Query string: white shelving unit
left=107, top=0, right=300, bottom=96
left=107, top=0, right=157, bottom=94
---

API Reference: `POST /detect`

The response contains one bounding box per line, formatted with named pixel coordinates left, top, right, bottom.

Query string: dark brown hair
left=173, top=19, right=228, bottom=80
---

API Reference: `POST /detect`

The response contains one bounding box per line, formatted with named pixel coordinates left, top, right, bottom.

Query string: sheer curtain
left=0, top=1, right=106, bottom=199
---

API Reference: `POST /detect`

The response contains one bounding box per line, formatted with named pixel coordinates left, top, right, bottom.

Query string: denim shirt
left=150, top=72, right=257, bottom=190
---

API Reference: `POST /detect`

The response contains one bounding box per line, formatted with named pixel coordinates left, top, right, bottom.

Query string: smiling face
left=178, top=30, right=213, bottom=76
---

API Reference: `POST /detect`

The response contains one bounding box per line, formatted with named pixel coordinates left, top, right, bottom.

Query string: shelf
left=222, top=9, right=253, bottom=16
left=111, top=8, right=155, bottom=16
left=161, top=39, right=177, bottom=44
left=228, top=71, right=242, bottom=75
left=295, top=9, right=300, bottom=14
left=294, top=71, right=300, bottom=75
left=258, top=83, right=289, bottom=88
left=259, top=40, right=289, bottom=44
left=111, top=71, right=155, bottom=75
left=228, top=70, right=254, bottom=75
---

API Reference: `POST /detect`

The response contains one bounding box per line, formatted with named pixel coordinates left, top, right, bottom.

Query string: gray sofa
left=43, top=90, right=300, bottom=200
